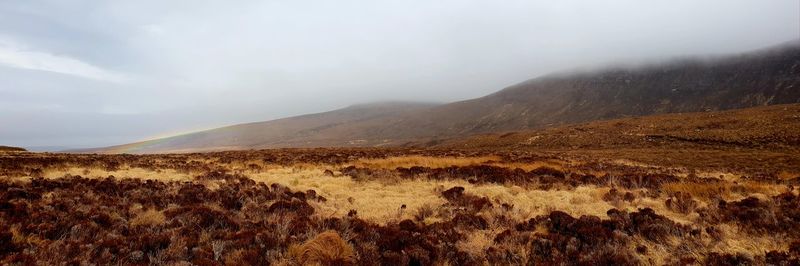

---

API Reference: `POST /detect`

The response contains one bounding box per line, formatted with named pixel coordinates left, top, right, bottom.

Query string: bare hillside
left=434, top=103, right=800, bottom=151
left=86, top=41, right=800, bottom=154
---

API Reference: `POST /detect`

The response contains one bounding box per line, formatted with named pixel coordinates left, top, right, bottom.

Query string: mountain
left=86, top=41, right=800, bottom=154
left=84, top=102, right=440, bottom=153
left=0, top=146, right=27, bottom=152
left=377, top=40, right=800, bottom=139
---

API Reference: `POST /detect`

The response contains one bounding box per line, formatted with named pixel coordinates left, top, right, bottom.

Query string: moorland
left=2, top=103, right=799, bottom=265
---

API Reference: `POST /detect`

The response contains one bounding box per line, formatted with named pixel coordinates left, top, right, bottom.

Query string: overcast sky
left=1, top=0, right=798, bottom=149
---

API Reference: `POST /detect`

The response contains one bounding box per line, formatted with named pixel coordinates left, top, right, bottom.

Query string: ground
left=0, top=148, right=798, bottom=265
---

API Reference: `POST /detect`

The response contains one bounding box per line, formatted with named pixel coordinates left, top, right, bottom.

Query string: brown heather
left=0, top=145, right=798, bottom=265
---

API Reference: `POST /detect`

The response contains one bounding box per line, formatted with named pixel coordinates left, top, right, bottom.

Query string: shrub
left=441, top=186, right=492, bottom=213
left=290, top=230, right=356, bottom=265
left=665, top=192, right=698, bottom=214
left=267, top=200, right=314, bottom=216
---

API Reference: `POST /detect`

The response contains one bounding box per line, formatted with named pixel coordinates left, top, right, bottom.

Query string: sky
left=1, top=0, right=798, bottom=150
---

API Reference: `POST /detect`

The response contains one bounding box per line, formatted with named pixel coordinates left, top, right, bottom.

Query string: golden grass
left=694, top=171, right=740, bottom=182
left=456, top=229, right=496, bottom=258
left=20, top=159, right=784, bottom=228
left=249, top=168, right=446, bottom=222
left=709, top=224, right=790, bottom=257
left=8, top=225, right=46, bottom=247
left=777, top=170, right=799, bottom=181
left=0, top=176, right=32, bottom=183
left=43, top=167, right=193, bottom=182
left=662, top=181, right=784, bottom=201
left=467, top=184, right=614, bottom=219
left=488, top=160, right=568, bottom=172
left=629, top=236, right=680, bottom=265
left=289, top=230, right=356, bottom=266
left=224, top=249, right=250, bottom=265
left=249, top=166, right=616, bottom=223
left=631, top=223, right=793, bottom=264
left=8, top=226, right=40, bottom=246
left=624, top=196, right=697, bottom=225
left=130, top=209, right=166, bottom=227
left=352, top=155, right=501, bottom=169
left=610, top=159, right=657, bottom=168
left=662, top=182, right=729, bottom=200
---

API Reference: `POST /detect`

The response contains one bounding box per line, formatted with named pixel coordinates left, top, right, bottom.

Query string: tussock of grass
left=130, top=209, right=166, bottom=227
left=289, top=230, right=356, bottom=265
left=457, top=229, right=496, bottom=257
left=709, top=224, right=788, bottom=255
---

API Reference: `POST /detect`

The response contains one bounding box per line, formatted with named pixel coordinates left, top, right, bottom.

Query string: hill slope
left=378, top=41, right=800, bottom=139
left=89, top=102, right=439, bottom=153
left=88, top=41, right=800, bottom=153
left=433, top=103, right=800, bottom=151
left=0, top=146, right=26, bottom=152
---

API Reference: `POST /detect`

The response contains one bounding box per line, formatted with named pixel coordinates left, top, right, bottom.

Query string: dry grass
left=352, top=155, right=500, bottom=169
left=610, top=159, right=658, bottom=168
left=467, top=184, right=614, bottom=219
left=662, top=182, right=730, bottom=200
left=691, top=171, right=740, bottom=181
left=777, top=170, right=800, bottom=181
left=289, top=230, right=356, bottom=266
left=250, top=166, right=617, bottom=222
left=8, top=226, right=43, bottom=247
left=708, top=224, right=790, bottom=257
left=43, top=166, right=193, bottom=182
left=630, top=236, right=681, bottom=265
left=662, top=181, right=783, bottom=201
left=625, top=196, right=697, bottom=224
left=130, top=209, right=166, bottom=227
left=250, top=168, right=447, bottom=222
left=630, top=223, right=796, bottom=263
left=488, top=159, right=568, bottom=172
left=456, top=229, right=496, bottom=258
left=24, top=158, right=618, bottom=223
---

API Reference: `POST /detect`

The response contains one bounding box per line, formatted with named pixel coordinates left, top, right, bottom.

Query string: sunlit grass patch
left=250, top=166, right=618, bottom=223
left=662, top=181, right=783, bottom=201
left=43, top=166, right=193, bottom=182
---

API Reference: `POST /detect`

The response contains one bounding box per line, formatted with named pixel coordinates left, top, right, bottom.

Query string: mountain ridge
left=82, top=41, right=800, bottom=154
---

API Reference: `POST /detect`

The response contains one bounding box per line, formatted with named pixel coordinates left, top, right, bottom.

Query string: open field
left=1, top=148, right=798, bottom=265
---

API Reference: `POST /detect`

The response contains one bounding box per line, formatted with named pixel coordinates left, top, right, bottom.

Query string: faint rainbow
left=111, top=128, right=207, bottom=154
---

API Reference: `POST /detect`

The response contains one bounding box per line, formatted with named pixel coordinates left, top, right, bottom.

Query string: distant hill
left=0, top=146, right=27, bottom=152
left=431, top=103, right=800, bottom=151
left=82, top=102, right=440, bottom=153
left=86, top=41, right=800, bottom=154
